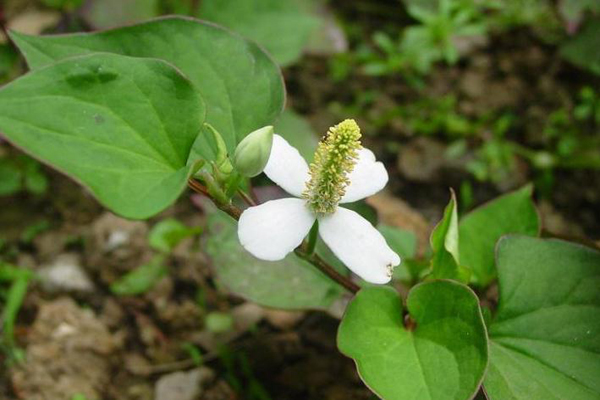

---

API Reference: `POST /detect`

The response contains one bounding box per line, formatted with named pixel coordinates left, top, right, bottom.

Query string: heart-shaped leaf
left=484, top=235, right=600, bottom=400
left=338, top=281, right=488, bottom=400
left=9, top=16, right=285, bottom=159
left=205, top=210, right=342, bottom=310
left=0, top=53, right=204, bottom=219
left=198, top=0, right=318, bottom=66
left=459, top=185, right=539, bottom=286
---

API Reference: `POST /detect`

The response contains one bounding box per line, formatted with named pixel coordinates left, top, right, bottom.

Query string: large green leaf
left=0, top=53, right=204, bottom=219
left=459, top=185, right=539, bottom=287
left=205, top=210, right=342, bottom=310
left=485, top=236, right=600, bottom=400
left=338, top=282, right=488, bottom=400
left=9, top=16, right=285, bottom=158
left=198, top=0, right=318, bottom=66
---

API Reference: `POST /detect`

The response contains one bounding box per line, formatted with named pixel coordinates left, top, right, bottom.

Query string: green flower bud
left=233, top=126, right=274, bottom=177
left=203, top=123, right=233, bottom=176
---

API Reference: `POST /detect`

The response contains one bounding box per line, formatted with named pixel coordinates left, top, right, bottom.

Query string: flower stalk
left=188, top=178, right=359, bottom=293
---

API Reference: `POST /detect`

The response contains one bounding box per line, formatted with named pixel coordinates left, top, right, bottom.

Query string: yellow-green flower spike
left=303, top=119, right=362, bottom=214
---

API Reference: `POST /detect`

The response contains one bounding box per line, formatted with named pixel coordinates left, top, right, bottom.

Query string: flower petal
left=238, top=198, right=315, bottom=261
left=263, top=134, right=310, bottom=197
left=318, top=207, right=400, bottom=284
left=341, top=148, right=389, bottom=203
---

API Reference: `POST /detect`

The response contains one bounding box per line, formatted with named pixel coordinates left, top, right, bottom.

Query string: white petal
left=318, top=207, right=400, bottom=284
left=263, top=134, right=310, bottom=197
left=341, top=148, right=389, bottom=203
left=238, top=198, right=315, bottom=261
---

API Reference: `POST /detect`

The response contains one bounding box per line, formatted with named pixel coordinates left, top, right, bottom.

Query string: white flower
left=237, top=130, right=400, bottom=284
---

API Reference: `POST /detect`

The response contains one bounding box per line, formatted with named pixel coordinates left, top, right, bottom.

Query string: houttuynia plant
left=0, top=16, right=598, bottom=400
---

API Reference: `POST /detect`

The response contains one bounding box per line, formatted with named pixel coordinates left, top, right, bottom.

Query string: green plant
left=0, top=16, right=598, bottom=400
left=110, top=218, right=201, bottom=296
left=0, top=263, right=33, bottom=364
left=358, top=0, right=487, bottom=76
left=0, top=153, right=48, bottom=197
left=540, top=86, right=600, bottom=169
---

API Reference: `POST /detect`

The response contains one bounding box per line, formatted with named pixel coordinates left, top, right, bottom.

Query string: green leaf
left=22, top=157, right=48, bottom=195
left=459, top=185, right=539, bottom=286
left=0, top=53, right=205, bottom=219
left=484, top=235, right=600, bottom=400
left=560, top=19, right=600, bottom=75
left=559, top=0, right=600, bottom=24
left=430, top=190, right=466, bottom=281
left=1, top=264, right=32, bottom=350
left=379, top=224, right=417, bottom=259
left=0, top=160, right=22, bottom=196
left=378, top=224, right=418, bottom=281
left=41, top=0, right=83, bottom=11
left=198, top=0, right=318, bottom=66
left=148, top=218, right=201, bottom=253
left=273, top=109, right=318, bottom=162
left=110, top=257, right=167, bottom=296
left=338, top=281, right=488, bottom=400
left=205, top=210, right=342, bottom=310
left=9, top=16, right=285, bottom=159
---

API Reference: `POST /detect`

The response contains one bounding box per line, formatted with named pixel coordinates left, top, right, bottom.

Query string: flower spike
left=303, top=119, right=362, bottom=214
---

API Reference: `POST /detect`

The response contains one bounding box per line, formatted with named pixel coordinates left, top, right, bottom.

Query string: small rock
left=87, top=212, right=148, bottom=267
left=264, top=309, right=305, bottom=330
left=154, top=367, right=214, bottom=400
left=38, top=253, right=94, bottom=294
left=7, top=10, right=61, bottom=37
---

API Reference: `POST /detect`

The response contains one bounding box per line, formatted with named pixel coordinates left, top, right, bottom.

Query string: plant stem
left=237, top=189, right=256, bottom=206
left=188, top=179, right=359, bottom=294
left=305, top=221, right=319, bottom=255
left=294, top=248, right=360, bottom=294
left=188, top=178, right=241, bottom=219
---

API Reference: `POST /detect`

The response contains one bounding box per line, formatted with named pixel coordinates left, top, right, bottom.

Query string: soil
left=1, top=1, right=599, bottom=400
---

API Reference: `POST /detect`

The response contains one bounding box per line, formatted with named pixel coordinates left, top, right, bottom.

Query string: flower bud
left=233, top=126, right=274, bottom=177
left=202, top=123, right=233, bottom=176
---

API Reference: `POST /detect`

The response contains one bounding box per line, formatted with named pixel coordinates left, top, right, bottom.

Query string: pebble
left=154, top=367, right=214, bottom=400
left=38, top=253, right=94, bottom=293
